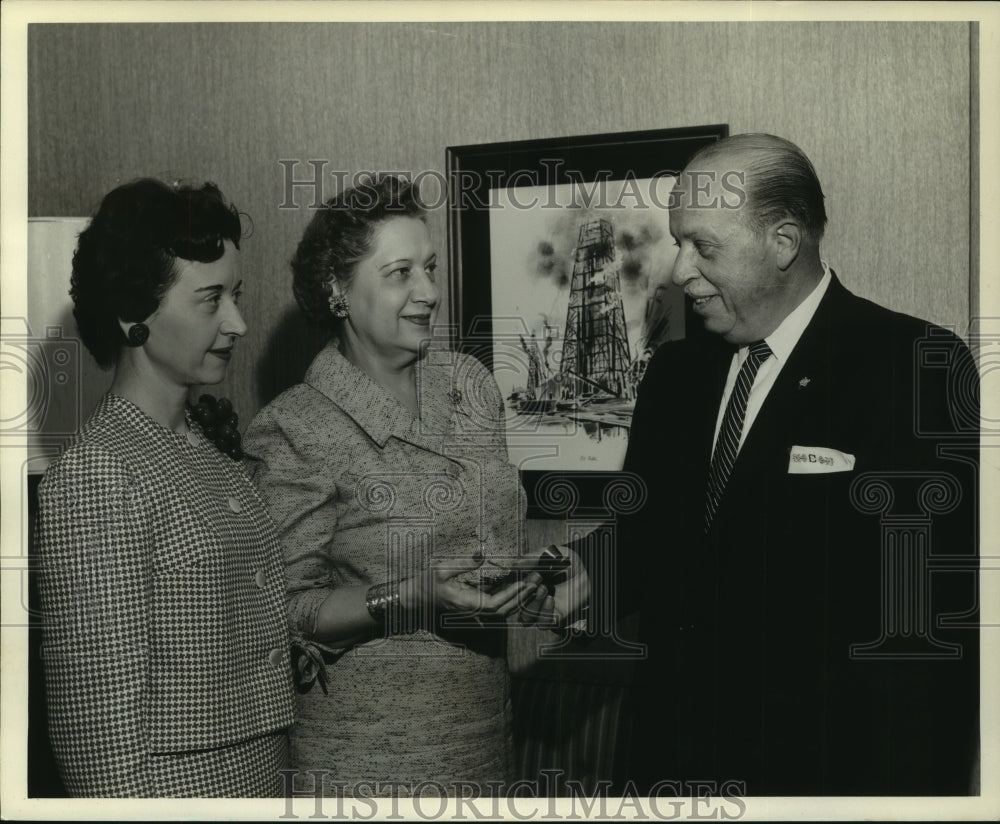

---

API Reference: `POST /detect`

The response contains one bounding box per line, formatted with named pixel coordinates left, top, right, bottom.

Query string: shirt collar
left=103, top=391, right=190, bottom=444
left=304, top=341, right=410, bottom=447
left=756, top=260, right=832, bottom=364
left=303, top=340, right=454, bottom=449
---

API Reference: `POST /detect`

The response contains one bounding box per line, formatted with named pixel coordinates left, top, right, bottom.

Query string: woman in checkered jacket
left=34, top=179, right=296, bottom=797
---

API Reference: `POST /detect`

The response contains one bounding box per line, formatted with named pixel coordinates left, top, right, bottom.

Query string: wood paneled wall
left=28, top=21, right=973, bottom=434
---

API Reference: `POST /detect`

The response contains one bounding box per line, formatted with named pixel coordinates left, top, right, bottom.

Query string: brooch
left=448, top=388, right=463, bottom=406
left=798, top=377, right=811, bottom=389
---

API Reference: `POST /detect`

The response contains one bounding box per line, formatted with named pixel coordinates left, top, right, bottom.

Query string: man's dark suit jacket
left=606, top=273, right=978, bottom=796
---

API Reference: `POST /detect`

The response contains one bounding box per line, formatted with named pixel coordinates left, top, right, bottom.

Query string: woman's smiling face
left=339, top=216, right=440, bottom=363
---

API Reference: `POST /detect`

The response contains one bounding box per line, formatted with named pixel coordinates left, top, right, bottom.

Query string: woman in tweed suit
left=35, top=179, right=295, bottom=797
left=244, top=175, right=588, bottom=796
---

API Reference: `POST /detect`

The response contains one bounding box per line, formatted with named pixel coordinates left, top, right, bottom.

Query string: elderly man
left=609, top=133, right=978, bottom=795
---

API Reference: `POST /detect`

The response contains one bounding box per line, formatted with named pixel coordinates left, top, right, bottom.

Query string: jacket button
left=268, top=648, right=284, bottom=667
left=228, top=496, right=242, bottom=513
left=254, top=570, right=267, bottom=589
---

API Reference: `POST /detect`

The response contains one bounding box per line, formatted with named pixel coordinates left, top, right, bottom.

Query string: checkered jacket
left=35, top=393, right=295, bottom=796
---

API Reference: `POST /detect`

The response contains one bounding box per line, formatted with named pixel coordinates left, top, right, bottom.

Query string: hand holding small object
left=397, top=552, right=544, bottom=624
left=510, top=545, right=590, bottom=628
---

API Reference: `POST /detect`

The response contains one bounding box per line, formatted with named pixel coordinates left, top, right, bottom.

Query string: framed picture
left=446, top=125, right=728, bottom=517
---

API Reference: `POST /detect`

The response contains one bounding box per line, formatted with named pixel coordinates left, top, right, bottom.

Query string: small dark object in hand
left=484, top=545, right=570, bottom=593
left=531, top=545, right=571, bottom=589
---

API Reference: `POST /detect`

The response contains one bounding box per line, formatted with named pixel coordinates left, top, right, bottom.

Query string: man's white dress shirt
left=711, top=263, right=832, bottom=456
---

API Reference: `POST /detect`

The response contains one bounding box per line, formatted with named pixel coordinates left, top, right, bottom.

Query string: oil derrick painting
left=559, top=219, right=633, bottom=403
left=485, top=174, right=687, bottom=471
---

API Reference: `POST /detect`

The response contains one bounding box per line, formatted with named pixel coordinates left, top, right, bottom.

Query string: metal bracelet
left=365, top=580, right=412, bottom=635
left=365, top=580, right=398, bottom=620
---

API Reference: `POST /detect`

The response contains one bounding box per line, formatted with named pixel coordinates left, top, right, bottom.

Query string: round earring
left=126, top=322, right=149, bottom=346
left=328, top=292, right=350, bottom=319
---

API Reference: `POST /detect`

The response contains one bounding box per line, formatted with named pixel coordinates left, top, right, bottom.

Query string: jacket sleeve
left=35, top=446, right=153, bottom=797
left=243, top=401, right=342, bottom=641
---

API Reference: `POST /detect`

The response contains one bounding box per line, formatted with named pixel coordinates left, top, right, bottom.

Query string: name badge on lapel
left=788, top=445, right=856, bottom=474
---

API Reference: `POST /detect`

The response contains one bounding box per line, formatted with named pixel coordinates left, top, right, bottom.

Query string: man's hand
left=511, top=545, right=590, bottom=629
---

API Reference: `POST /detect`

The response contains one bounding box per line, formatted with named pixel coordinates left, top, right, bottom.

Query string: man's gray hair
left=686, top=133, right=828, bottom=240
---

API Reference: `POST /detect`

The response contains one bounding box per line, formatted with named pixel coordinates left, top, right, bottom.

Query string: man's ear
left=771, top=220, right=801, bottom=271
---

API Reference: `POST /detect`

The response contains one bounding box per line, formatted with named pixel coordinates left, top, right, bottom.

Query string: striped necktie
left=704, top=340, right=773, bottom=531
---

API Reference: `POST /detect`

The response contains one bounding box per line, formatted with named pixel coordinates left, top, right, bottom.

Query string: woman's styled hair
left=686, top=133, right=828, bottom=241
left=291, top=174, right=424, bottom=333
left=70, top=178, right=243, bottom=369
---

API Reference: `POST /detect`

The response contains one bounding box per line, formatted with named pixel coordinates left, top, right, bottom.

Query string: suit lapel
left=670, top=335, right=734, bottom=535
left=714, top=275, right=847, bottom=513
left=695, top=334, right=736, bottom=471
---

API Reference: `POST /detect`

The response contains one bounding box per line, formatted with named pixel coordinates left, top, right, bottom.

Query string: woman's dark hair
left=70, top=178, right=242, bottom=369
left=291, top=174, right=424, bottom=332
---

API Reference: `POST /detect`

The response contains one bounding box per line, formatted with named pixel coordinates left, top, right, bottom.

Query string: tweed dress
left=244, top=343, right=527, bottom=796
left=35, top=393, right=296, bottom=797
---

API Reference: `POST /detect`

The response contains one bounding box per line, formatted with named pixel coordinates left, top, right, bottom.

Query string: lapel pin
left=798, top=377, right=811, bottom=389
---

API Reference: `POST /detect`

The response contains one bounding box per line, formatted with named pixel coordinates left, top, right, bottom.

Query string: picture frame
left=446, top=125, right=728, bottom=517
